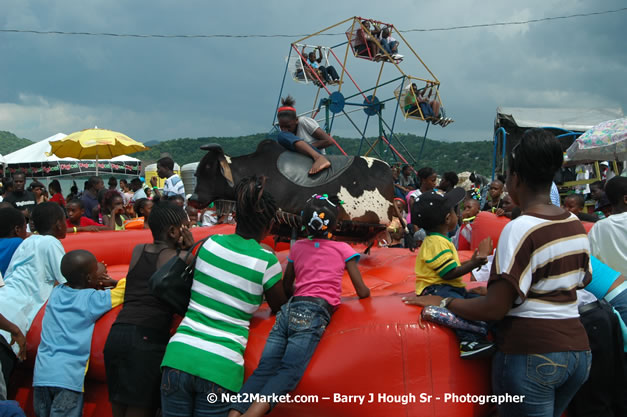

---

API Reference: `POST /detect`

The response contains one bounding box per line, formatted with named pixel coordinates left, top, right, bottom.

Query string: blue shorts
left=277, top=132, right=321, bottom=154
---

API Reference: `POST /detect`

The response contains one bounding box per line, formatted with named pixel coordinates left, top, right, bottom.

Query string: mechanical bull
left=190, top=139, right=396, bottom=241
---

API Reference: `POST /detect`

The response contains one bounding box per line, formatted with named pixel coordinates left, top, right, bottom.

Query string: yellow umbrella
left=48, top=128, right=149, bottom=174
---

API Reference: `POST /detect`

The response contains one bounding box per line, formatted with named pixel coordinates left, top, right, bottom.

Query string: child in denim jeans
left=228, top=194, right=370, bottom=417
left=33, top=250, right=124, bottom=417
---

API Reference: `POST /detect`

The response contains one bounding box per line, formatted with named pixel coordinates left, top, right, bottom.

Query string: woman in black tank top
left=104, top=202, right=194, bottom=417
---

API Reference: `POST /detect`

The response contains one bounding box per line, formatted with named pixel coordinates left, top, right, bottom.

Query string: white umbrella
left=566, top=117, right=627, bottom=161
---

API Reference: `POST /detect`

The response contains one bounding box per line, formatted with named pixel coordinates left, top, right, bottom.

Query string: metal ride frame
left=272, top=17, right=451, bottom=170
left=493, top=127, right=581, bottom=180
left=493, top=126, right=620, bottom=189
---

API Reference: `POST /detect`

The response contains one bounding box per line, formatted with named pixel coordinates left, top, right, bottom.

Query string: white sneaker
left=393, top=54, right=404, bottom=59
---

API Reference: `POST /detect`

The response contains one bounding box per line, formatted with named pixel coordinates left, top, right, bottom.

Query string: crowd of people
left=0, top=127, right=626, bottom=417
left=0, top=157, right=234, bottom=238
left=396, top=130, right=627, bottom=417
left=0, top=172, right=371, bottom=417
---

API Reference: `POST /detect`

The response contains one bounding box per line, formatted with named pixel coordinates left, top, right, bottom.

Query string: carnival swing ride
left=272, top=16, right=453, bottom=168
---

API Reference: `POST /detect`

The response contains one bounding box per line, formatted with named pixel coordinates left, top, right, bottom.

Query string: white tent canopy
left=3, top=133, right=140, bottom=164
left=4, top=133, right=142, bottom=178
left=496, top=107, right=624, bottom=132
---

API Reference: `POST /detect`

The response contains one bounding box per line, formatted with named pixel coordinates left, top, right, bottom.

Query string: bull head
left=190, top=144, right=236, bottom=209
left=200, top=144, right=234, bottom=187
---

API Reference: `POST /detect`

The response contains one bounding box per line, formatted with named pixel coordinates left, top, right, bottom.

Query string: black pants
left=319, top=65, right=339, bottom=81
left=569, top=300, right=627, bottom=417
left=0, top=338, right=17, bottom=394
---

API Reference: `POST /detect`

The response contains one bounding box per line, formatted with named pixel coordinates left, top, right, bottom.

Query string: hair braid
left=147, top=201, right=187, bottom=240
left=235, top=176, right=277, bottom=237
left=301, top=194, right=339, bottom=238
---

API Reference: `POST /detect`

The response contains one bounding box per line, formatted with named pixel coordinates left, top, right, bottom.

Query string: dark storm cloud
left=1, top=0, right=625, bottom=144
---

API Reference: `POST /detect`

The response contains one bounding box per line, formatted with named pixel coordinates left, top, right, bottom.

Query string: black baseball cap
left=411, top=187, right=466, bottom=230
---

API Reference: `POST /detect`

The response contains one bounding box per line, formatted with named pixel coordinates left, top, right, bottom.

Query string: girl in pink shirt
left=229, top=194, right=370, bottom=417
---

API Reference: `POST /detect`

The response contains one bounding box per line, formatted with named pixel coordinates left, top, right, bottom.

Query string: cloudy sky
left=1, top=0, right=625, bottom=145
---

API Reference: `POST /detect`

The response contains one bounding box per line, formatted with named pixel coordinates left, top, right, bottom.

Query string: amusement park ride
left=7, top=19, right=506, bottom=417
left=272, top=16, right=454, bottom=169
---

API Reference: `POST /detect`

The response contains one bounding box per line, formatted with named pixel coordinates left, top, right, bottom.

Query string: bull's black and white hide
left=190, top=140, right=395, bottom=241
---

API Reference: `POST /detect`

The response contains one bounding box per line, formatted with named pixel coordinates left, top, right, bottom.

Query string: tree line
left=135, top=133, right=493, bottom=176
left=0, top=130, right=493, bottom=176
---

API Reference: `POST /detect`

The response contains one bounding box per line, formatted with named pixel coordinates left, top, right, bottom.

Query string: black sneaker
left=459, top=341, right=495, bottom=359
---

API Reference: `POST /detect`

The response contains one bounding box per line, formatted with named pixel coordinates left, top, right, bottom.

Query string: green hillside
left=134, top=133, right=493, bottom=176
left=0, top=131, right=33, bottom=155
left=0, top=129, right=493, bottom=176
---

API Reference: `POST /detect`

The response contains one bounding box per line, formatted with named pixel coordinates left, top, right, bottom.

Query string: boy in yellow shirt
left=411, top=188, right=494, bottom=358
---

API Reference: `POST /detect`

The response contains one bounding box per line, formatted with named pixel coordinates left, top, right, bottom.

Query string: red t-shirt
left=50, top=193, right=66, bottom=207
left=66, top=217, right=105, bottom=228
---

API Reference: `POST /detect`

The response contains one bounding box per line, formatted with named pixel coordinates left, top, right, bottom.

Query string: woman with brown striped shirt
left=405, top=128, right=591, bottom=417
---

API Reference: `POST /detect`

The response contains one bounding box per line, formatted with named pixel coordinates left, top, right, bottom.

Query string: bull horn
left=200, top=143, right=223, bottom=151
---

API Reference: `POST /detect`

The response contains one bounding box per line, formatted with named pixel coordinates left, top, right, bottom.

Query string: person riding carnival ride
left=353, top=20, right=379, bottom=59
left=378, top=26, right=403, bottom=60
left=276, top=96, right=335, bottom=175
left=306, top=47, right=340, bottom=85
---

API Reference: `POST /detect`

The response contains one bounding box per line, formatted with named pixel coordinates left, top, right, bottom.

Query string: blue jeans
left=492, top=350, right=591, bottom=417
left=160, top=367, right=234, bottom=417
left=0, top=401, right=26, bottom=417
left=230, top=298, right=331, bottom=414
left=380, top=39, right=398, bottom=55
left=33, top=387, right=83, bottom=417
left=421, top=284, right=485, bottom=342
left=606, top=281, right=627, bottom=325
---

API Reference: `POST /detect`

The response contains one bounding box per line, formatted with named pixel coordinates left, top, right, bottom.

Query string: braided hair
left=133, top=198, right=151, bottom=217
left=234, top=176, right=277, bottom=239
left=301, top=194, right=339, bottom=239
left=147, top=201, right=188, bottom=241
